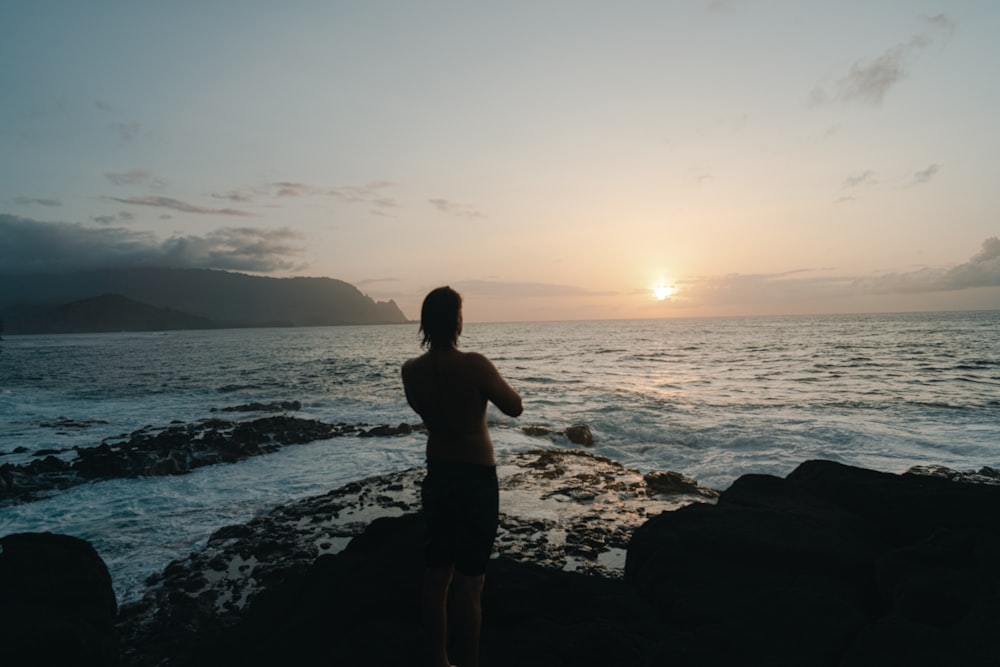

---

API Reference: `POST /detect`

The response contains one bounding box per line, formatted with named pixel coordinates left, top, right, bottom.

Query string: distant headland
left=0, top=267, right=408, bottom=334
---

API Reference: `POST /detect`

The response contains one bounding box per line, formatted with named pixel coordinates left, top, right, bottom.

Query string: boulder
left=0, top=532, right=119, bottom=666
left=625, top=460, right=1000, bottom=666
left=564, top=424, right=594, bottom=446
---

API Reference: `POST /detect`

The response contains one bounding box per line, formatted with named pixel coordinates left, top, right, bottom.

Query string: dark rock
left=1, top=415, right=423, bottom=507
left=358, top=423, right=416, bottom=437
left=0, top=532, right=119, bottom=666
left=211, top=401, right=302, bottom=413
left=522, top=425, right=552, bottom=437
left=186, top=514, right=664, bottom=667
left=626, top=459, right=1000, bottom=666
left=563, top=424, right=594, bottom=446
left=644, top=469, right=720, bottom=499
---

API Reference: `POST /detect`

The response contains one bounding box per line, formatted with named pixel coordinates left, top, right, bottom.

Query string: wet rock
left=563, top=424, right=594, bottom=446
left=0, top=416, right=426, bottom=507
left=644, top=469, right=720, bottom=499
left=211, top=401, right=302, bottom=413
left=358, top=423, right=416, bottom=437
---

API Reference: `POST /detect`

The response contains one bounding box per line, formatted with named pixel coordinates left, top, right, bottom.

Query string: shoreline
left=3, top=449, right=999, bottom=665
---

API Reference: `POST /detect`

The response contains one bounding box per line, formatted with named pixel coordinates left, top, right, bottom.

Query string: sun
left=653, top=283, right=674, bottom=300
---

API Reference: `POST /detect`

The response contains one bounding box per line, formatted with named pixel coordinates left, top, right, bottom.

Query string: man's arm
left=401, top=360, right=422, bottom=415
left=470, top=353, right=523, bottom=417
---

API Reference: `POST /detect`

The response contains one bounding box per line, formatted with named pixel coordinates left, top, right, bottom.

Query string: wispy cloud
left=109, top=121, right=143, bottom=143
left=109, top=196, right=253, bottom=217
left=452, top=279, right=614, bottom=298
left=909, top=164, right=941, bottom=186
left=14, top=196, right=62, bottom=207
left=809, top=16, right=954, bottom=107
left=0, top=214, right=302, bottom=274
left=208, top=180, right=397, bottom=211
left=843, top=170, right=877, bottom=188
left=355, top=277, right=399, bottom=287
left=273, top=182, right=313, bottom=198
left=429, top=199, right=484, bottom=219
left=105, top=169, right=164, bottom=188
left=91, top=211, right=135, bottom=225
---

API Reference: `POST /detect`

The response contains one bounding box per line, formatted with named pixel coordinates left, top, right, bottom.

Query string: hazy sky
left=2, top=1, right=998, bottom=322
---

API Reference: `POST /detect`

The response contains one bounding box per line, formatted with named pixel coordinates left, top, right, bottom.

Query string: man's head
left=420, top=286, right=463, bottom=349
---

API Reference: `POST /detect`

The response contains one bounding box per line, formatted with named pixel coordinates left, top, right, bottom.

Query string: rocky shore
left=3, top=446, right=999, bottom=666
left=0, top=409, right=597, bottom=507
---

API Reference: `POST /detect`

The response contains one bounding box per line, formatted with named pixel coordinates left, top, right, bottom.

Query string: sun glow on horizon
left=653, top=283, right=675, bottom=301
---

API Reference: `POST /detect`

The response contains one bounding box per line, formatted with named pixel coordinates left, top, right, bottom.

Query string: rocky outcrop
left=625, top=459, right=1000, bottom=666
left=117, top=457, right=998, bottom=666
left=119, top=456, right=1000, bottom=667
left=0, top=532, right=119, bottom=666
left=13, top=453, right=993, bottom=666
left=0, top=416, right=419, bottom=506
left=116, top=449, right=716, bottom=666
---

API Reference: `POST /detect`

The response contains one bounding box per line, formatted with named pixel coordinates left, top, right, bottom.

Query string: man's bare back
left=402, top=347, right=523, bottom=466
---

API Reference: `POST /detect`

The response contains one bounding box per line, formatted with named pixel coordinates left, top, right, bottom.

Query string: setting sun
left=653, top=284, right=674, bottom=301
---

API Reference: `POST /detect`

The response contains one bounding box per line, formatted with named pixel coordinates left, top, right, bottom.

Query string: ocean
left=1, top=311, right=998, bottom=604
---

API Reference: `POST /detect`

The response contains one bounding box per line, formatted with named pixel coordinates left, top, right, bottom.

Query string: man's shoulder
left=458, top=350, right=497, bottom=372
left=401, top=354, right=426, bottom=374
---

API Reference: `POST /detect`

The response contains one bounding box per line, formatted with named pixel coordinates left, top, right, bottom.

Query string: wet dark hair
left=420, top=286, right=462, bottom=349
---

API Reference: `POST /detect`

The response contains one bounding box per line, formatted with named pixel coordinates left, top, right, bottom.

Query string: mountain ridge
left=0, top=267, right=409, bottom=334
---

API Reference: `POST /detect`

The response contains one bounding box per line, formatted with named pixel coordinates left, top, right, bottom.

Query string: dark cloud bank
left=0, top=214, right=302, bottom=274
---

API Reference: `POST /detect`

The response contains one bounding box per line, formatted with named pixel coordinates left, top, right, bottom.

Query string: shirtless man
left=401, top=286, right=522, bottom=667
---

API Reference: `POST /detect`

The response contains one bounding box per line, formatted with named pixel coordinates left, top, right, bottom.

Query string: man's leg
left=451, top=573, right=485, bottom=667
left=423, top=566, right=455, bottom=667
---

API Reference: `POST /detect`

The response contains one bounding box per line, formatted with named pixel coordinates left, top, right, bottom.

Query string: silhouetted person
left=402, top=286, right=523, bottom=667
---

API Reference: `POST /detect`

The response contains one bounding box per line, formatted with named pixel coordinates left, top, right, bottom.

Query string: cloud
left=355, top=277, right=399, bottom=287
left=211, top=190, right=258, bottom=203
left=14, top=197, right=62, bottom=207
left=428, top=199, right=484, bottom=219
left=910, top=164, right=940, bottom=186
left=328, top=182, right=397, bottom=208
left=109, top=196, right=253, bottom=217
left=850, top=237, right=1000, bottom=294
left=91, top=211, right=135, bottom=225
left=207, top=181, right=398, bottom=211
left=452, top=279, right=613, bottom=298
left=0, top=214, right=302, bottom=274
left=668, top=238, right=999, bottom=310
left=809, top=16, right=954, bottom=107
left=105, top=169, right=164, bottom=187
left=843, top=170, right=877, bottom=188
left=921, top=14, right=956, bottom=36
left=109, top=121, right=142, bottom=143
left=157, top=227, right=304, bottom=272
left=272, top=182, right=313, bottom=198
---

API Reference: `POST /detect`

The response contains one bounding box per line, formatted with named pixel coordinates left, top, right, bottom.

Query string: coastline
left=3, top=447, right=999, bottom=666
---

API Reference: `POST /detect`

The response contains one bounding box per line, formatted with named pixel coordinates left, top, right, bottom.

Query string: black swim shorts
left=421, top=459, right=499, bottom=576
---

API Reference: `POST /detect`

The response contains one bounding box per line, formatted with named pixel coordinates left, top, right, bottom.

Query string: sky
left=2, top=1, right=998, bottom=322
